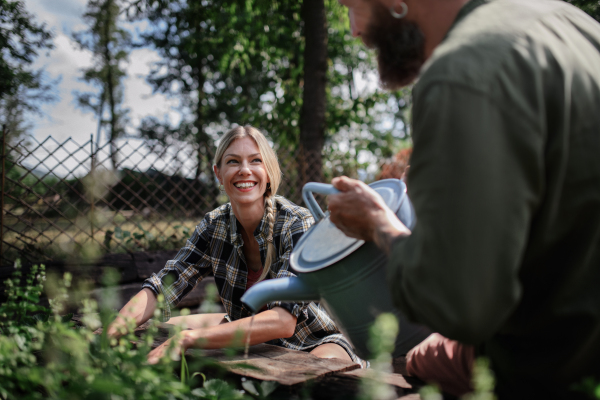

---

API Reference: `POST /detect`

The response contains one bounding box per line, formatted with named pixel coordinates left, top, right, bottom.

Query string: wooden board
left=78, top=315, right=423, bottom=398
left=342, top=368, right=414, bottom=389
left=306, top=369, right=423, bottom=400
left=190, top=344, right=360, bottom=385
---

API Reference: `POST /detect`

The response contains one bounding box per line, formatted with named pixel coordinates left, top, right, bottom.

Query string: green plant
left=0, top=260, right=250, bottom=400
left=103, top=223, right=189, bottom=253
left=573, top=377, right=600, bottom=399
left=358, top=313, right=399, bottom=400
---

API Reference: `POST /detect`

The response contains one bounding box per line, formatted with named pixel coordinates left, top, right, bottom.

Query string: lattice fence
left=0, top=132, right=317, bottom=268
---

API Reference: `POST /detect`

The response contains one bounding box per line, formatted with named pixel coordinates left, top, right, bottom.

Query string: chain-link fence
left=1, top=131, right=319, bottom=268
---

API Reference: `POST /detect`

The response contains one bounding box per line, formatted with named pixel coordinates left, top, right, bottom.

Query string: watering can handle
left=302, top=182, right=340, bottom=222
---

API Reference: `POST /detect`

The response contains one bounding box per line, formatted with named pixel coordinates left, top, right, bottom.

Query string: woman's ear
left=213, top=164, right=221, bottom=184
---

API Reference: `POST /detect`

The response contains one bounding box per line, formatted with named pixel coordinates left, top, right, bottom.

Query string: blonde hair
left=213, top=125, right=281, bottom=282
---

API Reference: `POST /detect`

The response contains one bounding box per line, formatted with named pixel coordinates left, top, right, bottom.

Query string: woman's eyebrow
left=224, top=153, right=261, bottom=158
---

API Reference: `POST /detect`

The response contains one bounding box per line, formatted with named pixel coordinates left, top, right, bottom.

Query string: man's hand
left=328, top=176, right=411, bottom=254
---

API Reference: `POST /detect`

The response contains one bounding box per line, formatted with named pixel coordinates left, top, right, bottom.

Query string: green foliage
left=0, top=260, right=49, bottom=335
left=0, top=0, right=53, bottom=98
left=104, top=223, right=187, bottom=252
left=572, top=377, right=600, bottom=399
left=129, top=0, right=410, bottom=181
left=0, top=261, right=250, bottom=400
left=418, top=357, right=498, bottom=400
left=462, top=358, right=496, bottom=400
left=240, top=379, right=278, bottom=399
left=0, top=0, right=55, bottom=144
left=565, top=0, right=600, bottom=21
left=193, top=379, right=247, bottom=399
left=358, top=313, right=399, bottom=400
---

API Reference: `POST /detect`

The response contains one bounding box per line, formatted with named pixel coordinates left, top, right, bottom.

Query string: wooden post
left=1, top=125, right=6, bottom=264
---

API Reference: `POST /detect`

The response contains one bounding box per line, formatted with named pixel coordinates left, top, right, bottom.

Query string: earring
left=390, top=0, right=408, bottom=19
left=219, top=184, right=225, bottom=193
left=266, top=183, right=271, bottom=190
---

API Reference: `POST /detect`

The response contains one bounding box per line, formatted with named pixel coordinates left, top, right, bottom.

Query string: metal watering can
left=241, top=179, right=431, bottom=360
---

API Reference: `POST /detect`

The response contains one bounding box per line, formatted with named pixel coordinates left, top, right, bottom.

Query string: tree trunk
left=299, top=0, right=327, bottom=188
left=193, top=70, right=219, bottom=209
left=101, top=0, right=119, bottom=171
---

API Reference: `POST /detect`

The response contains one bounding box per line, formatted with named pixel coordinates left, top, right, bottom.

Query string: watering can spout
left=241, top=277, right=319, bottom=313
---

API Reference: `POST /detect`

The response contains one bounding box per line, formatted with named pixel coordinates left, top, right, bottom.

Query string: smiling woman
left=106, top=125, right=365, bottom=367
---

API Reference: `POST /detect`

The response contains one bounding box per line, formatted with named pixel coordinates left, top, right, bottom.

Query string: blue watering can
left=241, top=179, right=431, bottom=359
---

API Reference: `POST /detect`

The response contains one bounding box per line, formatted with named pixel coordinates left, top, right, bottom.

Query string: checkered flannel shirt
left=143, top=196, right=361, bottom=362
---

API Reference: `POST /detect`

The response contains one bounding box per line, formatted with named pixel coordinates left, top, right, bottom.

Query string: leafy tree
left=131, top=0, right=410, bottom=191
left=0, top=0, right=54, bottom=144
left=129, top=0, right=281, bottom=207
left=73, top=0, right=131, bottom=170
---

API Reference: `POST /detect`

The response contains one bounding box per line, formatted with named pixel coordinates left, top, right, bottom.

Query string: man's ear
left=213, top=164, right=221, bottom=184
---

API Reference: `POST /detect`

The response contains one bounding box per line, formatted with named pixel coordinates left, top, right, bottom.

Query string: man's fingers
left=331, top=176, right=361, bottom=192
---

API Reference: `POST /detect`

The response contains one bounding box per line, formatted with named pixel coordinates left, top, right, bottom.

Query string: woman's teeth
left=234, top=182, right=256, bottom=188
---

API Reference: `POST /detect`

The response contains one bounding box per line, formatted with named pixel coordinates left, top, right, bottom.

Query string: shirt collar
left=228, top=200, right=273, bottom=245
left=445, top=0, right=490, bottom=39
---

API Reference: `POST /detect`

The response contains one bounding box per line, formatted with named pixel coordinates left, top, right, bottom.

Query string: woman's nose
left=238, top=162, right=251, bottom=175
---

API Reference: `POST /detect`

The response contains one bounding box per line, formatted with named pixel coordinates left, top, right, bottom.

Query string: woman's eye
left=226, top=159, right=238, bottom=164
left=252, top=158, right=262, bottom=163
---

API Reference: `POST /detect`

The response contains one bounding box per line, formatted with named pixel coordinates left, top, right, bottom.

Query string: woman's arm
left=107, top=288, right=157, bottom=338
left=147, top=307, right=296, bottom=364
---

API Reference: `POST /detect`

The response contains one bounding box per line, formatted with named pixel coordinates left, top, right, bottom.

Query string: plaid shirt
left=143, top=196, right=361, bottom=363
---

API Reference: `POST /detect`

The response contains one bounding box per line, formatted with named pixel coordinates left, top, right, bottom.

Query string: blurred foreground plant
left=0, top=260, right=250, bottom=400
left=358, top=313, right=399, bottom=400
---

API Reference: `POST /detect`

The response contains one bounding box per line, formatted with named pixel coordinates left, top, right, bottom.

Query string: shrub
left=0, top=261, right=250, bottom=400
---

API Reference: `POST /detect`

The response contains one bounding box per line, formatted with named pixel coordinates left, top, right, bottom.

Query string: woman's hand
left=146, top=308, right=296, bottom=363
left=108, top=288, right=158, bottom=339
left=147, top=331, right=193, bottom=365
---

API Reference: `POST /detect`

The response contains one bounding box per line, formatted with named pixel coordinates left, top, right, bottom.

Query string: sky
left=19, top=0, right=185, bottom=176
left=24, top=0, right=179, bottom=145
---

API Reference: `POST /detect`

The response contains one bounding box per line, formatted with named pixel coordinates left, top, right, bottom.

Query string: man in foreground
left=330, top=0, right=600, bottom=398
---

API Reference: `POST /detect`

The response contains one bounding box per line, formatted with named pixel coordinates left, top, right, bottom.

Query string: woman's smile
left=234, top=180, right=258, bottom=191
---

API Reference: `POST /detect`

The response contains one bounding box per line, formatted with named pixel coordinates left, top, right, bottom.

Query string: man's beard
left=363, top=3, right=426, bottom=90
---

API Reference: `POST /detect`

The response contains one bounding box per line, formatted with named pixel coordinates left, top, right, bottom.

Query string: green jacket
left=388, top=0, right=600, bottom=396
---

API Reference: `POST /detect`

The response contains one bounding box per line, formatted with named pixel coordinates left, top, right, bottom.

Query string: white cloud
left=25, top=0, right=87, bottom=34
left=23, top=0, right=181, bottom=175
left=124, top=48, right=182, bottom=134
left=25, top=0, right=179, bottom=143
left=30, top=32, right=96, bottom=143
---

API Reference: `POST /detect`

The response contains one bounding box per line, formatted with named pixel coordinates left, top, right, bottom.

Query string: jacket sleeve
left=142, top=214, right=214, bottom=321
left=388, top=82, right=543, bottom=344
left=267, top=212, right=315, bottom=318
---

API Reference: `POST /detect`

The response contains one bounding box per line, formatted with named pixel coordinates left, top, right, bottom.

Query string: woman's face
left=214, top=136, right=270, bottom=208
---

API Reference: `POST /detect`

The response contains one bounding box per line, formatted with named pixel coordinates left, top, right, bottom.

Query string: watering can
left=241, top=179, right=431, bottom=360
